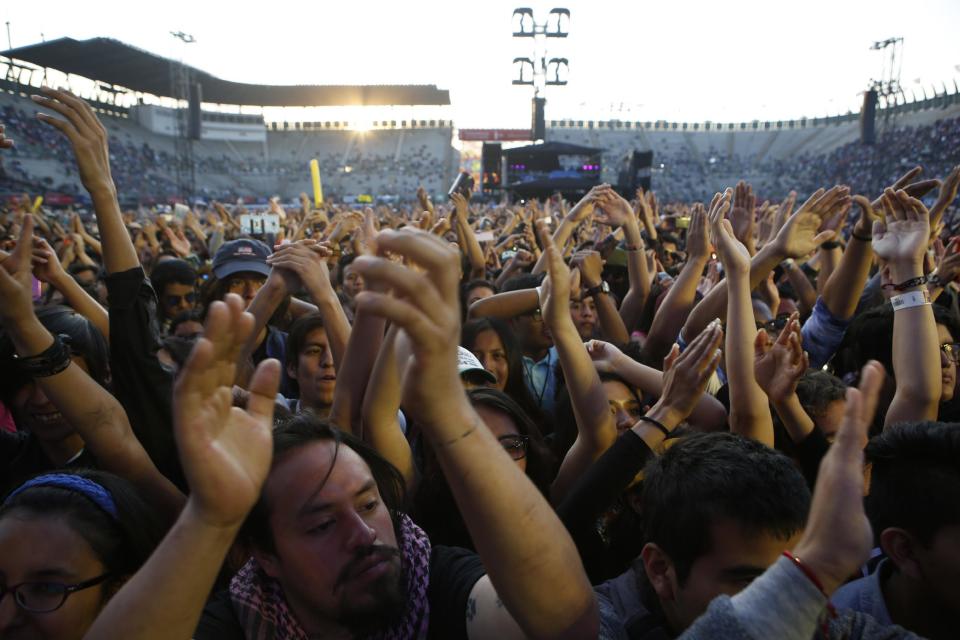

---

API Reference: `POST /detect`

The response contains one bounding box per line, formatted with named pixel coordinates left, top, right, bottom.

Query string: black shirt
left=105, top=266, right=185, bottom=489
left=195, top=545, right=485, bottom=639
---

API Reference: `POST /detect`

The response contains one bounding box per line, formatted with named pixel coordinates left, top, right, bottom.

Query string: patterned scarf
left=229, top=513, right=432, bottom=639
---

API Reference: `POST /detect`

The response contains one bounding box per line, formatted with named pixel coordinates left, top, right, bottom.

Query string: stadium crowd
left=1, top=86, right=960, bottom=640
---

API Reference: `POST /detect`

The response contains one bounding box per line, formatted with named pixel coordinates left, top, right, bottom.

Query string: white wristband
left=890, top=289, right=931, bottom=311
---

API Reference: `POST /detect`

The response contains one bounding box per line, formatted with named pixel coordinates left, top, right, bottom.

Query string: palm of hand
left=755, top=345, right=799, bottom=402
left=716, top=231, right=750, bottom=272
left=177, top=388, right=272, bottom=525
left=729, top=206, right=753, bottom=243
left=779, top=212, right=822, bottom=258
left=872, top=220, right=929, bottom=262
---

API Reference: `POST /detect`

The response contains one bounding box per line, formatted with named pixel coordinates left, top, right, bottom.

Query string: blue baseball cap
left=212, top=239, right=272, bottom=280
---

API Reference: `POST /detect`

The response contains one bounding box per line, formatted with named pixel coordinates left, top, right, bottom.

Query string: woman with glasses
left=410, top=388, right=556, bottom=551
left=0, top=469, right=163, bottom=639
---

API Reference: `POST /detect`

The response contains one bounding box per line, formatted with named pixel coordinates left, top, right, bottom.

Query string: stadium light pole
left=169, top=31, right=197, bottom=201
left=512, top=8, right=570, bottom=141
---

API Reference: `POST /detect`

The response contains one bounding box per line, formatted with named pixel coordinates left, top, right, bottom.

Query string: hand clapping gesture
left=753, top=312, right=808, bottom=404
left=173, top=294, right=280, bottom=528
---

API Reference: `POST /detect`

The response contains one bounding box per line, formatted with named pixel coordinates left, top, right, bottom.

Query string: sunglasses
left=498, top=434, right=530, bottom=461
left=163, top=292, right=197, bottom=307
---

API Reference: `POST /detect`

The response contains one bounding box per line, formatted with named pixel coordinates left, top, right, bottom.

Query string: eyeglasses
left=163, top=292, right=196, bottom=307
left=940, top=342, right=960, bottom=363
left=498, top=434, right=530, bottom=461
left=0, top=573, right=112, bottom=613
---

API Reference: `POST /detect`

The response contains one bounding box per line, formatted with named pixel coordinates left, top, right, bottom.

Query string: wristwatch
left=584, top=281, right=610, bottom=298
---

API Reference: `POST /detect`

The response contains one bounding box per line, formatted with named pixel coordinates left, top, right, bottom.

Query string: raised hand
left=753, top=313, right=808, bottom=404
left=266, top=239, right=333, bottom=295
left=728, top=180, right=757, bottom=251
left=31, top=87, right=114, bottom=194
left=791, top=361, right=884, bottom=595
left=584, top=339, right=628, bottom=374
left=933, top=237, right=960, bottom=286
left=929, top=165, right=960, bottom=231
left=31, top=236, right=67, bottom=284
left=566, top=184, right=607, bottom=224
left=450, top=191, right=469, bottom=221
left=654, top=320, right=724, bottom=426
left=851, top=194, right=881, bottom=241
left=708, top=189, right=750, bottom=275
left=0, top=216, right=35, bottom=324
left=570, top=249, right=604, bottom=288
left=173, top=294, right=280, bottom=528
left=349, top=228, right=463, bottom=430
left=685, top=203, right=710, bottom=261
left=164, top=225, right=192, bottom=257
left=772, top=185, right=850, bottom=258
left=872, top=189, right=930, bottom=268
left=593, top=187, right=635, bottom=228
left=538, top=219, right=574, bottom=327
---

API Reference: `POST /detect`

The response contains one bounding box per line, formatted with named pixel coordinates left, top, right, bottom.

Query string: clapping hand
left=654, top=320, right=724, bottom=426
left=772, top=185, right=850, bottom=259
left=728, top=181, right=757, bottom=252
left=173, top=294, right=280, bottom=528
left=349, top=228, right=464, bottom=430
left=708, top=189, right=750, bottom=275
left=753, top=313, right=808, bottom=404
left=872, top=189, right=930, bottom=270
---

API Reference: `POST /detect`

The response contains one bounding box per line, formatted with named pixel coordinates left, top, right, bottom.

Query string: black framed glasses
left=162, top=292, right=196, bottom=307
left=940, top=342, right=960, bottom=364
left=498, top=434, right=530, bottom=461
left=1, top=573, right=113, bottom=613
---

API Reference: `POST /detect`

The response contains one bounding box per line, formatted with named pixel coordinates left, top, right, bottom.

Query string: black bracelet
left=636, top=415, right=671, bottom=437
left=892, top=275, right=928, bottom=292
left=820, top=240, right=841, bottom=250
left=13, top=334, right=72, bottom=378
left=850, top=230, right=872, bottom=242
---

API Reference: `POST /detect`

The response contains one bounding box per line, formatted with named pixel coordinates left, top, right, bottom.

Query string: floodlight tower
left=512, top=8, right=569, bottom=141
left=169, top=30, right=197, bottom=200
left=868, top=37, right=904, bottom=131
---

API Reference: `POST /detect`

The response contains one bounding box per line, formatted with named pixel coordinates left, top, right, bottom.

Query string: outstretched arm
left=644, top=204, right=709, bottom=362
left=0, top=219, right=182, bottom=522
left=83, top=296, right=280, bottom=640
left=876, top=190, right=941, bottom=426
left=31, top=237, right=110, bottom=340
left=535, top=222, right=618, bottom=503
left=32, top=88, right=138, bottom=274
left=710, top=190, right=774, bottom=446
left=360, top=325, right=415, bottom=488
left=350, top=228, right=598, bottom=640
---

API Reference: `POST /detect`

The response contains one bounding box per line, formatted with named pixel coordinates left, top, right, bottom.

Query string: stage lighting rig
left=512, top=8, right=570, bottom=140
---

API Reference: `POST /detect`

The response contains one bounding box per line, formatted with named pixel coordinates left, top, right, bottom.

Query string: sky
left=3, top=0, right=960, bottom=128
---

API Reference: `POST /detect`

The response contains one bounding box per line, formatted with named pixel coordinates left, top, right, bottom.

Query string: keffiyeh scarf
left=230, top=513, right=432, bottom=639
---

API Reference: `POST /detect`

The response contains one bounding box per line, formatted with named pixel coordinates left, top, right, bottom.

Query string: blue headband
left=3, top=473, right=119, bottom=519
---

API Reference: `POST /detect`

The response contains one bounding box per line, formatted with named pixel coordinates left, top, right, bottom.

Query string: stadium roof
left=2, top=37, right=451, bottom=107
